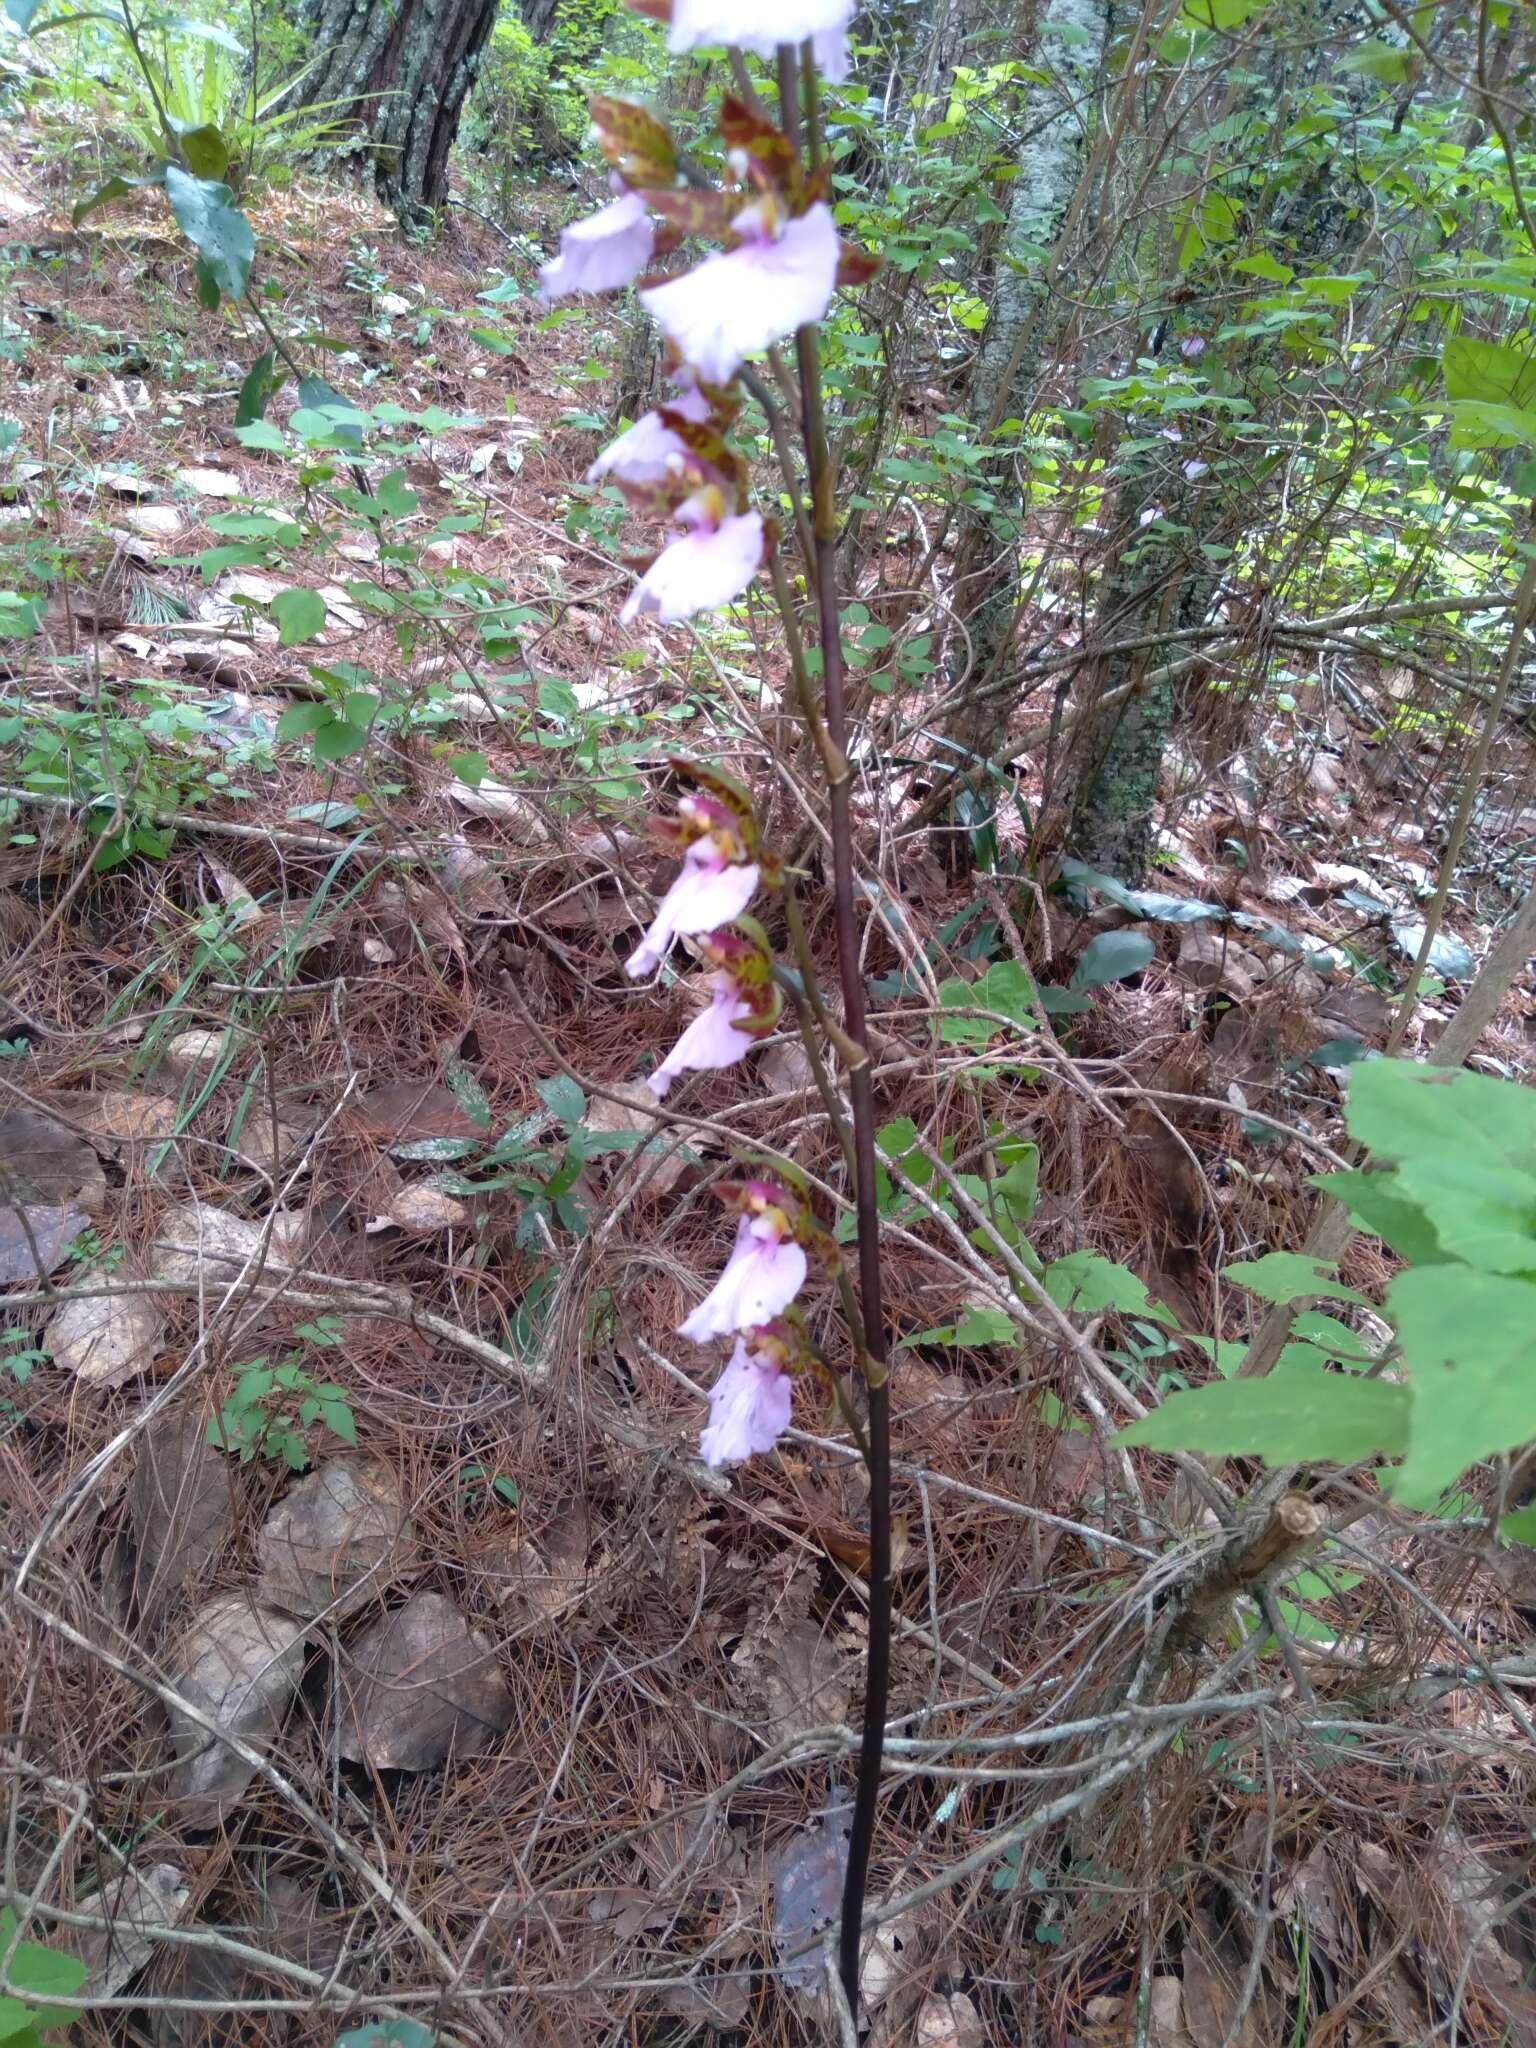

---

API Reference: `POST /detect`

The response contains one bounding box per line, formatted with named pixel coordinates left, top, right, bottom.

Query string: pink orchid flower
left=679, top=1206, right=807, bottom=1344
left=647, top=974, right=757, bottom=1098
left=669, top=0, right=854, bottom=81
left=641, top=202, right=840, bottom=386
left=539, top=191, right=655, bottom=301
left=626, top=818, right=759, bottom=980
left=586, top=379, right=712, bottom=488
left=620, top=488, right=765, bottom=626
left=698, top=1331, right=794, bottom=1467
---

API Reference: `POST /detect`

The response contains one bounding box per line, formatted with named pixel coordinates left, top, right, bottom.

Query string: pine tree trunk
left=934, top=0, right=1110, bottom=869
left=292, top=0, right=499, bottom=221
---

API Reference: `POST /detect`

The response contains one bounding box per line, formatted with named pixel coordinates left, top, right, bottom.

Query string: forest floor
left=3, top=129, right=1536, bottom=2048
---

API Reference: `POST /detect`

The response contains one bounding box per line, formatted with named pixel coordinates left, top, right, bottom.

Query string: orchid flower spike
left=667, top=0, right=855, bottom=82
left=538, top=190, right=655, bottom=301
left=586, top=376, right=714, bottom=488
left=641, top=201, right=840, bottom=387
left=647, top=918, right=781, bottom=1098
left=678, top=1180, right=808, bottom=1343
left=698, top=1323, right=797, bottom=1467
left=626, top=784, right=763, bottom=979
left=620, top=483, right=765, bottom=626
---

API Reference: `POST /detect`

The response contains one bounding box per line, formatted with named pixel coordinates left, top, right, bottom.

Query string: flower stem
left=791, top=267, right=892, bottom=2031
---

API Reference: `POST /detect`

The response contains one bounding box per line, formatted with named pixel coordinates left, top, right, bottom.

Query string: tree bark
left=292, top=0, right=499, bottom=221
left=935, top=0, right=1111, bottom=868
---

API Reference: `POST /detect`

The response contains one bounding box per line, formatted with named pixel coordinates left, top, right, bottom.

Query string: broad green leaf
left=1500, top=1505, right=1536, bottom=1547
left=275, top=702, right=329, bottom=741
left=1223, top=1253, right=1369, bottom=1308
left=1117, top=1368, right=1409, bottom=1463
left=1072, top=929, right=1154, bottom=991
left=71, top=174, right=143, bottom=227
left=1233, top=252, right=1293, bottom=284
left=296, top=375, right=366, bottom=450
left=1045, top=1251, right=1176, bottom=1326
left=1390, top=1266, right=1536, bottom=1506
left=163, top=166, right=255, bottom=301
left=1312, top=1168, right=1446, bottom=1267
left=235, top=419, right=286, bottom=452
left=536, top=1073, right=585, bottom=1128
left=1445, top=400, right=1536, bottom=450
left=1339, top=40, right=1416, bottom=83
left=174, top=121, right=230, bottom=180
left=0, top=1911, right=87, bottom=2039
left=1443, top=336, right=1536, bottom=411
left=374, top=468, right=417, bottom=518
left=235, top=348, right=281, bottom=427
left=312, top=719, right=369, bottom=762
left=335, top=2023, right=437, bottom=2048
left=938, top=959, right=1037, bottom=1043
left=1341, top=1061, right=1536, bottom=1274
left=1182, top=0, right=1268, bottom=24
left=272, top=588, right=327, bottom=647
left=448, top=751, right=487, bottom=788
left=902, top=1305, right=1019, bottom=1348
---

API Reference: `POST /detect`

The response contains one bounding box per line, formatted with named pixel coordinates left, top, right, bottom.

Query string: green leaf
left=235, top=418, right=286, bottom=452
left=1312, top=1168, right=1447, bottom=1267
left=448, top=750, right=487, bottom=788
left=318, top=1396, right=357, bottom=1446
left=235, top=348, right=281, bottom=427
left=296, top=375, right=366, bottom=451
left=1341, top=1061, right=1536, bottom=1275
left=1499, top=1505, right=1536, bottom=1547
left=901, top=1305, right=1019, bottom=1349
left=71, top=174, right=142, bottom=228
left=335, top=2023, right=437, bottom=2048
left=374, top=468, right=417, bottom=518
left=1339, top=40, right=1417, bottom=83
left=1072, top=929, right=1154, bottom=991
left=0, top=1911, right=87, bottom=2039
left=1116, top=1368, right=1409, bottom=1463
left=1044, top=1251, right=1176, bottom=1326
left=1389, top=1266, right=1536, bottom=1507
left=1443, top=336, right=1536, bottom=412
left=938, top=959, right=1038, bottom=1044
left=272, top=588, right=327, bottom=647
left=275, top=702, right=330, bottom=742
left=4, top=0, right=49, bottom=29
left=535, top=1074, right=585, bottom=1129
left=163, top=166, right=255, bottom=300
left=1223, top=1253, right=1369, bottom=1308
left=312, top=719, right=369, bottom=763
left=175, top=121, right=230, bottom=180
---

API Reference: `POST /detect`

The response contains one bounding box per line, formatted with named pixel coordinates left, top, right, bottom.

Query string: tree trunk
left=292, top=0, right=499, bottom=222
left=934, top=0, right=1111, bottom=868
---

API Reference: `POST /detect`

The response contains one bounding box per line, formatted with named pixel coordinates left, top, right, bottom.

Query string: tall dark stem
left=781, top=52, right=892, bottom=2019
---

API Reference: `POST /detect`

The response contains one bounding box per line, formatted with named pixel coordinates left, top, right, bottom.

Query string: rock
left=915, top=1990, right=986, bottom=2048
left=446, top=780, right=550, bottom=841
left=151, top=1201, right=307, bottom=1287
left=337, top=1591, right=512, bottom=1771
left=164, top=1028, right=232, bottom=1078
left=46, top=1289, right=165, bottom=1389
left=0, top=1104, right=107, bottom=1211
left=128, top=1407, right=233, bottom=1627
left=117, top=505, right=183, bottom=540
left=167, top=1596, right=308, bottom=1820
left=72, top=1861, right=190, bottom=2000
left=1177, top=929, right=1257, bottom=998
left=175, top=466, right=241, bottom=498
left=367, top=1185, right=470, bottom=1233
left=256, top=1455, right=416, bottom=1621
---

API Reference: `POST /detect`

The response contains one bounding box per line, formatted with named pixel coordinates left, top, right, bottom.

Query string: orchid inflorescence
left=535, top=9, right=872, bottom=1461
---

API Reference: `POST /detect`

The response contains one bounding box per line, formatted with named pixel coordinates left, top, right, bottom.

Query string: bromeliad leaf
left=1117, top=1367, right=1409, bottom=1464
left=164, top=165, right=255, bottom=300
